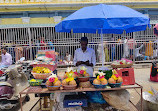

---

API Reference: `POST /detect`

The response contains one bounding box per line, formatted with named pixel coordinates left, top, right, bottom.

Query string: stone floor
left=17, top=68, right=157, bottom=111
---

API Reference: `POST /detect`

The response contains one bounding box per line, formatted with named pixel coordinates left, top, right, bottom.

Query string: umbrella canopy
left=55, top=4, right=150, bottom=34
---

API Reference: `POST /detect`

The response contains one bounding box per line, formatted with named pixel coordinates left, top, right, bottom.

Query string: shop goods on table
left=111, top=58, right=133, bottom=68
left=46, top=74, right=61, bottom=91
left=28, top=79, right=43, bottom=86
left=93, top=72, right=108, bottom=88
left=62, top=67, right=77, bottom=90
left=31, top=67, right=52, bottom=79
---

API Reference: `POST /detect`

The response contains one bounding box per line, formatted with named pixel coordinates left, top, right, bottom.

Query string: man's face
left=81, top=41, right=88, bottom=50
left=2, top=49, right=6, bottom=54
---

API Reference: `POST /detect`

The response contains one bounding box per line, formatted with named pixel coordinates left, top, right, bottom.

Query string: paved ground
left=17, top=68, right=157, bottom=111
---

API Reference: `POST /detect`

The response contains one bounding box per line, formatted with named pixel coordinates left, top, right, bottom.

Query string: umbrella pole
left=101, top=29, right=104, bottom=67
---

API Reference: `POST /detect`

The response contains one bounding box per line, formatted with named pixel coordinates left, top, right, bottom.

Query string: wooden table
left=19, top=83, right=143, bottom=111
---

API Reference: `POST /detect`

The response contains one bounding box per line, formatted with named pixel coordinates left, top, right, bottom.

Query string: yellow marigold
left=66, top=77, right=74, bottom=82
left=111, top=75, right=118, bottom=81
left=53, top=78, right=58, bottom=83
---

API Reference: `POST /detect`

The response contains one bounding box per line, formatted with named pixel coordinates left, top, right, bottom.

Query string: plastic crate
left=116, top=68, right=135, bottom=85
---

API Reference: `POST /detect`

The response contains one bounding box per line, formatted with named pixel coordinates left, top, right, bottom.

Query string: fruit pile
left=108, top=70, right=123, bottom=84
left=62, top=68, right=77, bottom=86
left=93, top=72, right=108, bottom=85
left=46, top=74, right=61, bottom=87
left=62, top=78, right=77, bottom=86
left=32, top=67, right=51, bottom=74
left=77, top=66, right=89, bottom=77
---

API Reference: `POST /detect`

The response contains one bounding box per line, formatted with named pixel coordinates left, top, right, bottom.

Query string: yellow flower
left=53, top=78, right=58, bottom=83
left=97, top=76, right=100, bottom=80
left=66, top=77, right=74, bottom=82
left=100, top=78, right=105, bottom=81
left=83, top=71, right=86, bottom=75
left=111, top=75, right=118, bottom=81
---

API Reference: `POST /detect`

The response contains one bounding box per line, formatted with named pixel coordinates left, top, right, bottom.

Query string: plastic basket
left=46, top=85, right=61, bottom=91
left=28, top=79, right=43, bottom=86
left=31, top=72, right=51, bottom=79
left=108, top=82, right=122, bottom=88
left=93, top=83, right=108, bottom=89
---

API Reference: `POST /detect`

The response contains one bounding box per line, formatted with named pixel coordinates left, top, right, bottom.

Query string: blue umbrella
left=55, top=4, right=150, bottom=66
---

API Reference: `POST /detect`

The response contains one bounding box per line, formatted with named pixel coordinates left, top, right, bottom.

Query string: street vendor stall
left=19, top=83, right=143, bottom=111
left=18, top=4, right=150, bottom=111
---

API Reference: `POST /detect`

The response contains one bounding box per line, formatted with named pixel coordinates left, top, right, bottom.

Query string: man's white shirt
left=0, top=52, right=12, bottom=66
left=73, top=47, right=96, bottom=77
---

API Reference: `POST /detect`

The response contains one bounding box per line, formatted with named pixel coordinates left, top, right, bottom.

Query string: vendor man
left=74, top=37, right=96, bottom=77
left=0, top=47, right=12, bottom=69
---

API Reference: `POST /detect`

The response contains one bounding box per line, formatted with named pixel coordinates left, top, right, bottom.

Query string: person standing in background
left=145, top=41, right=153, bottom=59
left=48, top=40, right=55, bottom=50
left=14, top=44, right=23, bottom=62
left=97, top=43, right=105, bottom=63
left=123, top=38, right=129, bottom=58
left=0, top=47, right=12, bottom=69
left=40, top=37, right=47, bottom=50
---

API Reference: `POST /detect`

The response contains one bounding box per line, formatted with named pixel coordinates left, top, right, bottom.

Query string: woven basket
left=46, top=85, right=61, bottom=91
left=63, top=85, right=77, bottom=90
left=78, top=77, right=89, bottom=82
left=79, top=81, right=91, bottom=88
left=111, top=64, right=133, bottom=68
left=31, top=72, right=51, bottom=79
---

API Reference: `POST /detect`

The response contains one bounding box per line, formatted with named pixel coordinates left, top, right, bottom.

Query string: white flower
left=98, top=72, right=105, bottom=76
left=49, top=73, right=57, bottom=79
left=67, top=67, right=73, bottom=73
left=80, top=66, right=87, bottom=71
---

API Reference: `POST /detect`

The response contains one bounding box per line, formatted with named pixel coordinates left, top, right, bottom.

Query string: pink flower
left=74, top=72, right=78, bottom=75
left=49, top=77, right=55, bottom=82
left=114, top=74, right=119, bottom=78
left=80, top=70, right=84, bottom=74
left=99, top=75, right=105, bottom=79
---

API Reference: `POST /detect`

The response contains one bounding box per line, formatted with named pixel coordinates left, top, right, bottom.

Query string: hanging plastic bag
left=86, top=91, right=106, bottom=104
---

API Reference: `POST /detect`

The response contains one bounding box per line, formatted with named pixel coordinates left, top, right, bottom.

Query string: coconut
left=54, top=80, right=61, bottom=86
left=62, top=79, right=68, bottom=85
left=69, top=80, right=77, bottom=85
left=108, top=78, right=116, bottom=84
left=117, top=77, right=123, bottom=83
left=101, top=78, right=108, bottom=85
left=46, top=80, right=53, bottom=86
left=93, top=79, right=101, bottom=85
